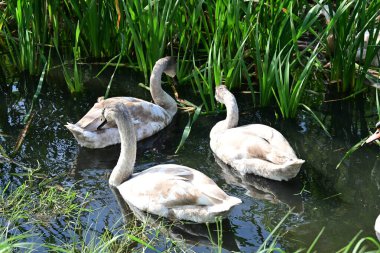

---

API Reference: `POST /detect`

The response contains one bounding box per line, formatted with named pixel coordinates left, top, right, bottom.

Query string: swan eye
left=97, top=108, right=108, bottom=130
left=97, top=117, right=107, bottom=130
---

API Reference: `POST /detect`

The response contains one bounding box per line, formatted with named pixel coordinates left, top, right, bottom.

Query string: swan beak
left=365, top=129, right=380, bottom=144
left=97, top=119, right=108, bottom=130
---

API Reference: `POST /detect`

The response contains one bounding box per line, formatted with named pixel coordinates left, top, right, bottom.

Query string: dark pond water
left=1, top=65, right=379, bottom=252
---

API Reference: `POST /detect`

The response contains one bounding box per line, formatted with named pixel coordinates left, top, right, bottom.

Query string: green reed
left=1, top=0, right=380, bottom=116
left=190, top=0, right=255, bottom=112
left=254, top=0, right=292, bottom=107
left=1, top=0, right=49, bottom=74
left=254, top=0, right=321, bottom=109
left=0, top=230, right=38, bottom=253
left=271, top=44, right=320, bottom=119
left=324, top=0, right=380, bottom=93
left=56, top=22, right=83, bottom=94
left=336, top=231, right=380, bottom=253
left=121, top=0, right=179, bottom=81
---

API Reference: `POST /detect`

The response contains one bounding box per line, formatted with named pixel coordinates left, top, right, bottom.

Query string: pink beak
left=365, top=129, right=380, bottom=144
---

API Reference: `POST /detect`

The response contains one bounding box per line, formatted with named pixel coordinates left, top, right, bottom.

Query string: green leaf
left=175, top=106, right=202, bottom=154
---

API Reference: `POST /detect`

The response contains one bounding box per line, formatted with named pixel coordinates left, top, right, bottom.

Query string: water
left=1, top=65, right=379, bottom=252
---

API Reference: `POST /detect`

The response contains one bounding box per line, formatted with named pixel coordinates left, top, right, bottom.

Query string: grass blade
left=300, top=103, right=331, bottom=138
left=175, top=106, right=202, bottom=154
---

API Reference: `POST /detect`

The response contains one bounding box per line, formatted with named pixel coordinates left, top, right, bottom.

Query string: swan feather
left=117, top=164, right=241, bottom=223
left=210, top=85, right=304, bottom=181
left=66, top=97, right=172, bottom=148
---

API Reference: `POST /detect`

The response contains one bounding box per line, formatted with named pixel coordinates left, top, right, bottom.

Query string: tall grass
left=0, top=0, right=46, bottom=75
left=121, top=0, right=179, bottom=81
left=0, top=229, right=38, bottom=253
left=191, top=0, right=255, bottom=112
left=325, top=0, right=380, bottom=93
left=272, top=46, right=319, bottom=118
left=254, top=0, right=321, bottom=109
left=1, top=0, right=380, bottom=115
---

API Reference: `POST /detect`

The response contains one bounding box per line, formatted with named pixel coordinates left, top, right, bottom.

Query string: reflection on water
left=111, top=186, right=241, bottom=252
left=1, top=68, right=380, bottom=252
left=214, top=155, right=304, bottom=214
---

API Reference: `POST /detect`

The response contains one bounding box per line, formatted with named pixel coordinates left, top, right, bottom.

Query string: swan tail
left=65, top=123, right=98, bottom=148
left=65, top=122, right=84, bottom=135
left=208, top=196, right=242, bottom=214
left=231, top=158, right=304, bottom=181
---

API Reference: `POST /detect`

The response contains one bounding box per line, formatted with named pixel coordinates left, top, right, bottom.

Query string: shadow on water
left=0, top=64, right=379, bottom=252
left=70, top=115, right=182, bottom=176
left=214, top=155, right=304, bottom=214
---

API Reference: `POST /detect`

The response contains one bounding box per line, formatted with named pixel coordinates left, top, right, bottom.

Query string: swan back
left=65, top=96, right=172, bottom=148
left=118, top=164, right=241, bottom=223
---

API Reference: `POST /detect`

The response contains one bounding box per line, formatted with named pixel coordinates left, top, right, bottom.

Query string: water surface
left=1, top=65, right=379, bottom=252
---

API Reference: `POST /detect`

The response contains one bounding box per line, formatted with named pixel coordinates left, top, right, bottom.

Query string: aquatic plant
left=4, top=0, right=48, bottom=75
left=0, top=171, right=90, bottom=227
left=0, top=229, right=38, bottom=253
left=254, top=1, right=321, bottom=110
left=324, top=0, right=380, bottom=93
left=336, top=231, right=380, bottom=253
left=272, top=46, right=319, bottom=119
left=121, top=0, right=179, bottom=81
left=55, top=22, right=83, bottom=94
left=1, top=0, right=379, bottom=113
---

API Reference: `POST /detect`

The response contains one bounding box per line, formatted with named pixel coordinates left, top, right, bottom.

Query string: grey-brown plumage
left=210, top=85, right=304, bottom=181
left=66, top=57, right=178, bottom=148
left=105, top=103, right=241, bottom=223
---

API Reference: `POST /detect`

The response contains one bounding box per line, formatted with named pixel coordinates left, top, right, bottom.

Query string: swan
left=65, top=56, right=178, bottom=148
left=365, top=121, right=380, bottom=144
left=210, top=85, right=305, bottom=181
left=376, top=214, right=380, bottom=241
left=363, top=122, right=380, bottom=241
left=102, top=102, right=241, bottom=223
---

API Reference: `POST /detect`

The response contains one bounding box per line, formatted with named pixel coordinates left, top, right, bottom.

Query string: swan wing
left=65, top=97, right=174, bottom=148
left=212, top=124, right=298, bottom=164
left=118, top=164, right=239, bottom=213
left=233, top=124, right=297, bottom=155
left=75, top=97, right=167, bottom=129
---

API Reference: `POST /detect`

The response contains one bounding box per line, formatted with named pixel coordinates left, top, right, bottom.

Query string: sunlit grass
left=0, top=171, right=90, bottom=227
left=121, top=0, right=179, bottom=82
left=324, top=0, right=380, bottom=93
left=1, top=0, right=379, bottom=112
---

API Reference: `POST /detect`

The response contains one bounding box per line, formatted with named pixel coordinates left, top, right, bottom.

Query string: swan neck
left=109, top=109, right=136, bottom=187
left=210, top=94, right=239, bottom=138
left=150, top=60, right=177, bottom=117
left=225, top=95, right=239, bottom=128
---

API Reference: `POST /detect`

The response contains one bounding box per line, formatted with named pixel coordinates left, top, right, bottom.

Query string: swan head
left=215, top=85, right=230, bottom=104
left=365, top=121, right=380, bottom=144
left=161, top=56, right=177, bottom=78
left=97, top=103, right=127, bottom=130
